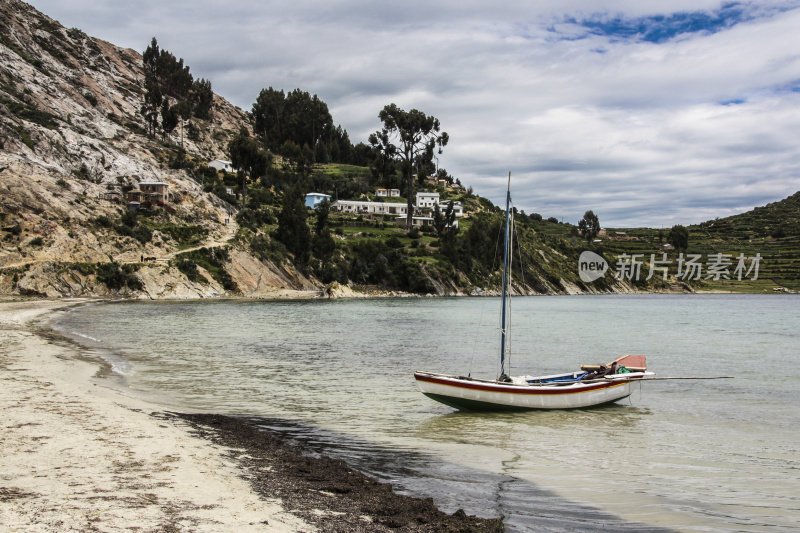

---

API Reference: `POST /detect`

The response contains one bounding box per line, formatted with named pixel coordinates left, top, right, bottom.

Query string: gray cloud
left=29, top=0, right=800, bottom=226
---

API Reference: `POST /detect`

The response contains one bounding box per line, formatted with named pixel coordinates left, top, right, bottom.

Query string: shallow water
left=54, top=295, right=800, bottom=532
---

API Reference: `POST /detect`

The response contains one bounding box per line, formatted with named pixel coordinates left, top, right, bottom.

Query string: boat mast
left=499, top=171, right=511, bottom=379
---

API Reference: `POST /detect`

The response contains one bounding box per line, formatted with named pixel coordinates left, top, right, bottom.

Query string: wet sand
left=0, top=299, right=503, bottom=532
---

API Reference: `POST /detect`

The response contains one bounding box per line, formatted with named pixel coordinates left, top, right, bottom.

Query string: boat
left=414, top=173, right=654, bottom=410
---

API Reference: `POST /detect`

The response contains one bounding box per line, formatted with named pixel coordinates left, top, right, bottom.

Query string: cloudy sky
left=29, top=0, right=800, bottom=226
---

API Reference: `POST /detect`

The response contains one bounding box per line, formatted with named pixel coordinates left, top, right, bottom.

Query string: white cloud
left=28, top=0, right=800, bottom=226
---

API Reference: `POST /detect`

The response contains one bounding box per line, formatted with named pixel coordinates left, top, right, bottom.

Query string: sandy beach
left=0, top=299, right=502, bottom=533
left=0, top=298, right=310, bottom=532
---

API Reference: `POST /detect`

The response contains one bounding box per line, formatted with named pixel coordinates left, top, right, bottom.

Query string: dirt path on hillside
left=1, top=220, right=239, bottom=270
left=144, top=219, right=239, bottom=263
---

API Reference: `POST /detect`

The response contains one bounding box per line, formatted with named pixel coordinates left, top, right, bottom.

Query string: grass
left=315, top=163, right=370, bottom=176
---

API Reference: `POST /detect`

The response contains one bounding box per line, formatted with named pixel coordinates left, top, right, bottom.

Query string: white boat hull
left=414, top=371, right=642, bottom=410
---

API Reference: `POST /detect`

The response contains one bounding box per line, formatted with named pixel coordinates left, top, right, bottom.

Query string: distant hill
left=695, top=191, right=800, bottom=239
left=587, top=191, right=800, bottom=292
left=689, top=191, right=800, bottom=291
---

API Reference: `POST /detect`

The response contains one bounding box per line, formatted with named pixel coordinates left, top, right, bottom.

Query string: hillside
left=571, top=190, right=800, bottom=292
left=0, top=0, right=625, bottom=299
left=1, top=1, right=797, bottom=299
left=0, top=0, right=317, bottom=298
left=690, top=191, right=800, bottom=290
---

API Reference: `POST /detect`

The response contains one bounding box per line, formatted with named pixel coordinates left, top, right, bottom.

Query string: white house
left=416, top=191, right=439, bottom=208
left=208, top=159, right=234, bottom=173
left=331, top=200, right=408, bottom=216
left=415, top=191, right=463, bottom=217
left=376, top=188, right=400, bottom=197
left=305, top=192, right=331, bottom=209
left=438, top=201, right=464, bottom=218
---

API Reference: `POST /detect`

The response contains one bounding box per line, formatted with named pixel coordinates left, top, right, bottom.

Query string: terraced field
left=530, top=191, right=800, bottom=292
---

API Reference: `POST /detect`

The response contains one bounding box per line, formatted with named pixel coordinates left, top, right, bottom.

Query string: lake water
left=53, top=295, right=799, bottom=532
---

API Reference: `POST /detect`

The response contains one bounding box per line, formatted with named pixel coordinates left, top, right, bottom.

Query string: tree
left=369, top=104, right=449, bottom=229
left=172, top=100, right=192, bottom=147
left=191, top=78, right=213, bottom=119
left=435, top=167, right=454, bottom=185
left=142, top=37, right=159, bottom=81
left=668, top=224, right=689, bottom=251
left=229, top=129, right=270, bottom=208
left=140, top=76, right=162, bottom=137
left=252, top=88, right=335, bottom=162
left=276, top=185, right=311, bottom=265
left=368, top=128, right=397, bottom=186
left=578, top=210, right=600, bottom=243
left=160, top=101, right=179, bottom=140
left=432, top=200, right=456, bottom=238
left=329, top=125, right=353, bottom=163
left=155, top=49, right=192, bottom=101
left=279, top=140, right=313, bottom=176
left=141, top=37, right=196, bottom=138
left=312, top=199, right=336, bottom=264
left=252, top=87, right=286, bottom=148
left=432, top=203, right=445, bottom=236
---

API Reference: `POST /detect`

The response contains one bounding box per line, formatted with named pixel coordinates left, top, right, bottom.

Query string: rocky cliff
left=0, top=0, right=319, bottom=298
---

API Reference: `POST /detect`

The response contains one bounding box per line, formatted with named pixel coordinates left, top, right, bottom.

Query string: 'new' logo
left=578, top=251, right=608, bottom=283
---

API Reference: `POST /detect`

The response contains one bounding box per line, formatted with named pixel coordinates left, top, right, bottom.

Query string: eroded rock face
left=0, top=1, right=320, bottom=299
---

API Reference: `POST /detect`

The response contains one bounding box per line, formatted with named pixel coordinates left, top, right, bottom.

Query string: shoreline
left=0, top=298, right=502, bottom=532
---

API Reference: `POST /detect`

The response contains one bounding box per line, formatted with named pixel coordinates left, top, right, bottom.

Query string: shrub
left=771, top=225, right=787, bottom=239
left=186, top=122, right=201, bottom=141
left=236, top=208, right=274, bottom=231
left=174, top=248, right=237, bottom=292
left=4, top=223, right=22, bottom=236
left=250, top=234, right=287, bottom=265
left=96, top=262, right=142, bottom=291
left=94, top=215, right=113, bottom=227
left=29, top=236, right=43, bottom=246
left=115, top=222, right=152, bottom=244
left=74, top=163, right=91, bottom=181
left=386, top=236, right=403, bottom=249
left=131, top=225, right=153, bottom=244
left=115, top=210, right=151, bottom=243
left=121, top=210, right=137, bottom=227
left=17, top=127, right=34, bottom=149
left=73, top=262, right=96, bottom=276
left=176, top=258, right=204, bottom=283
left=168, top=148, right=193, bottom=170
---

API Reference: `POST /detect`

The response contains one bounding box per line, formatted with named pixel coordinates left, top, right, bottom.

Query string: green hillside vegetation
left=135, top=36, right=800, bottom=295
left=534, top=191, right=800, bottom=293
